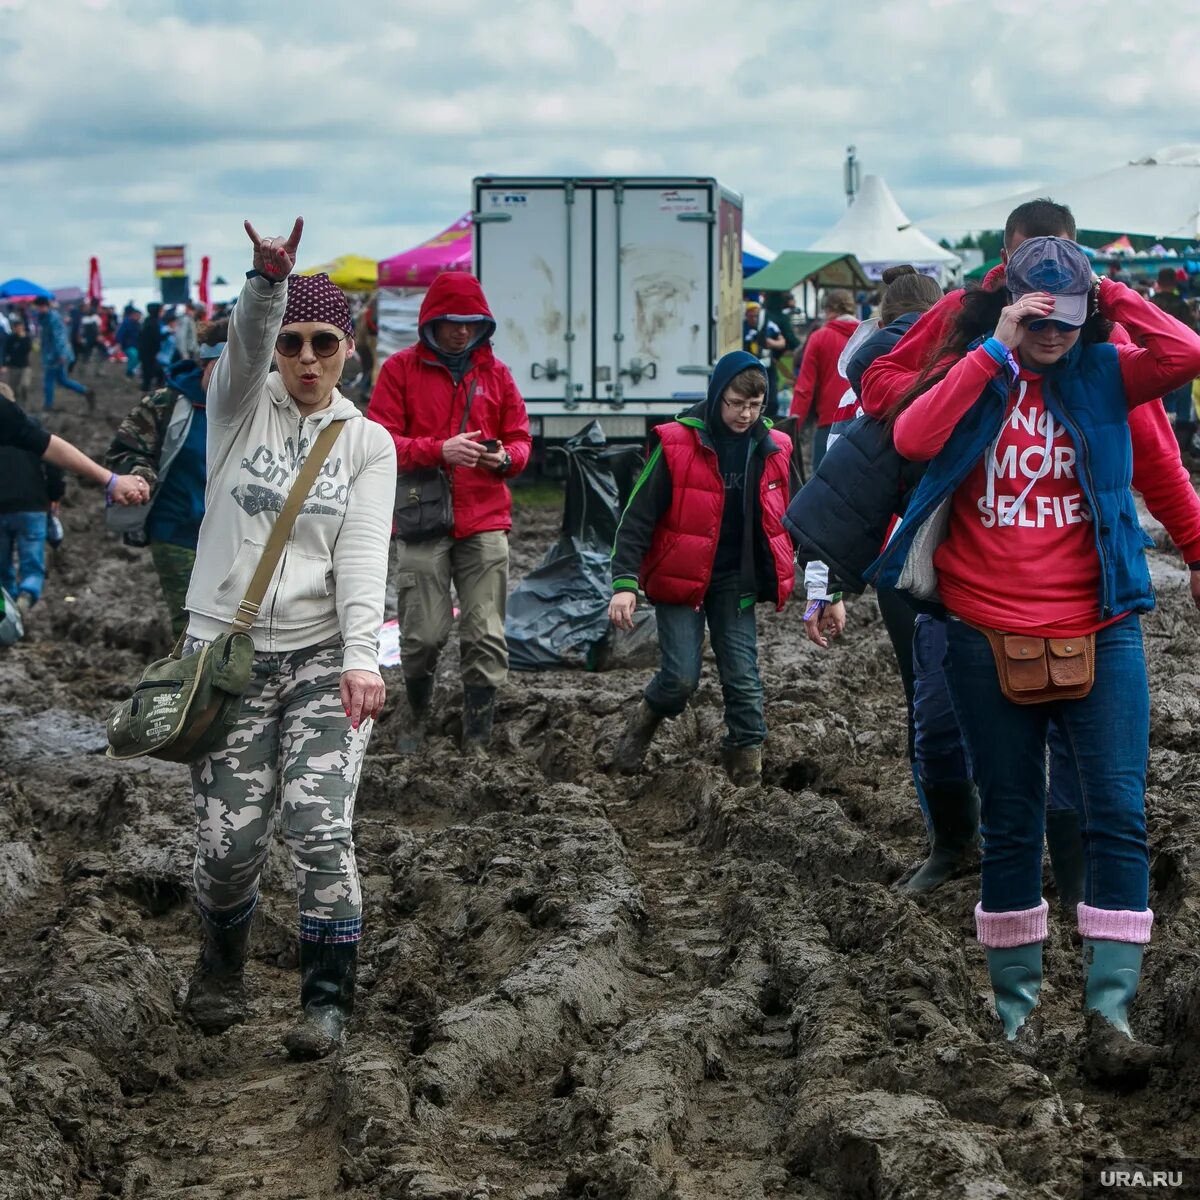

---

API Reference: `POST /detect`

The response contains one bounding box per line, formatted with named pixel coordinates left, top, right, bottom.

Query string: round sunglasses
left=275, top=330, right=348, bottom=358
left=1025, top=318, right=1081, bottom=333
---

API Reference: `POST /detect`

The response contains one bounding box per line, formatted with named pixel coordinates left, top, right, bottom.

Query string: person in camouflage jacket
left=105, top=319, right=227, bottom=640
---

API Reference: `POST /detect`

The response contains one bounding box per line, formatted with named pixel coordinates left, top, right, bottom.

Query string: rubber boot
left=461, top=684, right=496, bottom=757
left=183, top=903, right=254, bottom=1035
left=84, top=387, right=97, bottom=414
left=721, top=744, right=763, bottom=787
left=284, top=936, right=357, bottom=1061
left=1081, top=939, right=1159, bottom=1085
left=985, top=942, right=1043, bottom=1040
left=1045, top=809, right=1086, bottom=914
left=613, top=700, right=664, bottom=776
left=396, top=675, right=433, bottom=755
left=898, top=779, right=980, bottom=894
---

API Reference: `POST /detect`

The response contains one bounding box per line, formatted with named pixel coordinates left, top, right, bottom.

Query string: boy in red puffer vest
left=609, top=351, right=796, bottom=786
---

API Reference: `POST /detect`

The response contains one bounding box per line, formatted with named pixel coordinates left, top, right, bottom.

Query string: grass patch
left=511, top=480, right=566, bottom=510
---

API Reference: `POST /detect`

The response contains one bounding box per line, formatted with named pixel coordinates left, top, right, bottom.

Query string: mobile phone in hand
left=480, top=438, right=500, bottom=453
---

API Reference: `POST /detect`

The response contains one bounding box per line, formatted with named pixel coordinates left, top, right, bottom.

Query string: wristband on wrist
left=246, top=268, right=278, bottom=287
left=1188, top=561, right=1200, bottom=572
left=105, top=472, right=118, bottom=504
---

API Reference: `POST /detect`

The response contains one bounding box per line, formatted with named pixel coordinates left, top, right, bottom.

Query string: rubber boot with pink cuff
left=1078, top=903, right=1153, bottom=1039
left=976, top=900, right=1049, bottom=1040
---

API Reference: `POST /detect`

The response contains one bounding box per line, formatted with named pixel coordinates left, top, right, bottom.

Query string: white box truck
left=472, top=176, right=744, bottom=449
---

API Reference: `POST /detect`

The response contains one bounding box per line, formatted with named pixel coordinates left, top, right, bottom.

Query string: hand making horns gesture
left=244, top=216, right=304, bottom=282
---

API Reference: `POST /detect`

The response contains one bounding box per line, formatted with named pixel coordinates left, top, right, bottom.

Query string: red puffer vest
left=641, top=421, right=795, bottom=610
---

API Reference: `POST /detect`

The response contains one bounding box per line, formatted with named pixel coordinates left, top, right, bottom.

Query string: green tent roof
left=966, top=255, right=1002, bottom=281
left=744, top=250, right=871, bottom=292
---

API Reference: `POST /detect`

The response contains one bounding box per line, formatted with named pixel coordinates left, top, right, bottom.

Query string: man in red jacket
left=790, top=289, right=860, bottom=467
left=368, top=273, right=531, bottom=755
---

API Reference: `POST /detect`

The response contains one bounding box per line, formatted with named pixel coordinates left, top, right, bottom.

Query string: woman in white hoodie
left=181, top=218, right=396, bottom=1059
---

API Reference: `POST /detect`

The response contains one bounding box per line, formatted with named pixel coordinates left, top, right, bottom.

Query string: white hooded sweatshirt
left=185, top=275, right=396, bottom=674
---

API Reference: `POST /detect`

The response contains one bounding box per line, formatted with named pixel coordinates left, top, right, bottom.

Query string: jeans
left=42, top=362, right=88, bottom=410
left=945, top=614, right=1149, bottom=914
left=1166, top=382, right=1194, bottom=427
left=912, top=614, right=973, bottom=786
left=645, top=577, right=766, bottom=747
left=0, top=512, right=48, bottom=602
left=124, top=346, right=140, bottom=378
left=812, top=424, right=832, bottom=471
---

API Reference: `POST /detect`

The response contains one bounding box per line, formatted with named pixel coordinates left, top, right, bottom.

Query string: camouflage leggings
left=186, top=637, right=370, bottom=943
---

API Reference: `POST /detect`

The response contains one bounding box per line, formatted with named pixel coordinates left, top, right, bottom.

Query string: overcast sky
left=2, top=0, right=1197, bottom=291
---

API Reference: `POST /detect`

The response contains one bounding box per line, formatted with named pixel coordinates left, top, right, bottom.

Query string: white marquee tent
left=810, top=174, right=962, bottom=285
left=920, top=145, right=1200, bottom=241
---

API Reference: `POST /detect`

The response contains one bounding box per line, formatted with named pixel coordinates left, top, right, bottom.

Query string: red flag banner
left=199, top=255, right=212, bottom=318
left=87, top=257, right=102, bottom=304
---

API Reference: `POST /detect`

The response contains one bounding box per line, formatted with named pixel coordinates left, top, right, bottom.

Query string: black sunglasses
left=275, top=330, right=347, bottom=358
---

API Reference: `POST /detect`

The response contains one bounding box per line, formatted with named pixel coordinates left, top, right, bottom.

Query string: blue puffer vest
left=868, top=340, right=1156, bottom=621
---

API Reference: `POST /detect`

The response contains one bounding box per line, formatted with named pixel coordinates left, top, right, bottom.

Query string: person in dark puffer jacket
left=608, top=351, right=796, bottom=786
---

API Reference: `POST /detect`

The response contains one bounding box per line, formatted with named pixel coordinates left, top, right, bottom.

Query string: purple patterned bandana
left=282, top=272, right=353, bottom=334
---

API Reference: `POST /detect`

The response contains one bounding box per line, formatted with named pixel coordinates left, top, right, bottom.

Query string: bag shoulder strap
left=230, top=419, right=347, bottom=634
left=458, top=380, right=478, bottom=434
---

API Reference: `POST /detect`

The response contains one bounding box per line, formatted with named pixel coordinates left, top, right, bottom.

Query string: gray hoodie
left=185, top=276, right=397, bottom=674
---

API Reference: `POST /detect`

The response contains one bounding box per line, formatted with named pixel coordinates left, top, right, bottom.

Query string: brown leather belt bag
left=965, top=622, right=1096, bottom=705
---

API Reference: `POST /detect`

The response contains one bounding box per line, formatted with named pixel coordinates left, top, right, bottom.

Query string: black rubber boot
left=284, top=936, right=357, bottom=1061
left=84, top=387, right=97, bottom=414
left=1045, top=808, right=1086, bottom=915
left=721, top=744, right=763, bottom=787
left=396, top=675, right=434, bottom=755
left=461, top=684, right=496, bottom=756
left=898, top=779, right=980, bottom=894
left=183, top=903, right=254, bottom=1035
left=613, top=700, right=664, bottom=776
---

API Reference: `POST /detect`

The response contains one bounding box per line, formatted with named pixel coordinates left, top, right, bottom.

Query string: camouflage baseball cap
left=1006, top=236, right=1094, bottom=327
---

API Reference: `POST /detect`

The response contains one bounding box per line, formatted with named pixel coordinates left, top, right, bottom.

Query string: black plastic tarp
left=506, top=421, right=656, bottom=671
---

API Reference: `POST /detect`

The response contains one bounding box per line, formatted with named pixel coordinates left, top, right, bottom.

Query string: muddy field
left=3, top=365, right=1200, bottom=1200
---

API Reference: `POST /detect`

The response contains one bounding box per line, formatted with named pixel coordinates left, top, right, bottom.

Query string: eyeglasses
left=1026, top=318, right=1081, bottom=333
left=275, top=331, right=348, bottom=358
left=723, top=398, right=765, bottom=414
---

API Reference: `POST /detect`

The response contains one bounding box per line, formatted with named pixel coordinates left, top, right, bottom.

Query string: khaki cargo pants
left=395, top=530, right=509, bottom=689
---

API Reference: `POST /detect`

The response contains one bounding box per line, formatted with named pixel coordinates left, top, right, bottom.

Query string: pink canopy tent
left=378, top=215, right=472, bottom=288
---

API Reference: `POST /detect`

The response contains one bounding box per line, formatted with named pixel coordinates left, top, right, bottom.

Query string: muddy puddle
left=2, top=369, right=1200, bottom=1199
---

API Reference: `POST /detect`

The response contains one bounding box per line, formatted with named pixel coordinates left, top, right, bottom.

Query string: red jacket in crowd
left=861, top=265, right=1200, bottom=565
left=368, top=273, right=532, bottom=539
left=790, top=316, right=858, bottom=426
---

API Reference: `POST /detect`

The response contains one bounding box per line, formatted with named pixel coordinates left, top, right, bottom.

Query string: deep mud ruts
left=3, top=367, right=1200, bottom=1200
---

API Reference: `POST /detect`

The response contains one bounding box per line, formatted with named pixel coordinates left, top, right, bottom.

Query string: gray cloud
left=1, top=0, right=1197, bottom=288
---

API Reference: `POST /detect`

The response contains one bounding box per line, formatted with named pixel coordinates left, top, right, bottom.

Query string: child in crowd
left=608, top=351, right=796, bottom=787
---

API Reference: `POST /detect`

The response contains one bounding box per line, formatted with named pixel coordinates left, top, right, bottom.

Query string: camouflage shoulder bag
left=105, top=420, right=347, bottom=763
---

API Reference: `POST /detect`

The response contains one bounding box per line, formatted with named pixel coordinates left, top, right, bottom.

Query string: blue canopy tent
left=743, top=232, right=777, bottom=275
left=0, top=278, right=54, bottom=301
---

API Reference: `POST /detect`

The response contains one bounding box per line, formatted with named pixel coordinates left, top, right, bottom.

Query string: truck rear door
left=592, top=181, right=714, bottom=409
left=473, top=180, right=592, bottom=414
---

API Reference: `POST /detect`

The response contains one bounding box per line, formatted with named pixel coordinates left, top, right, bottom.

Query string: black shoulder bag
left=393, top=382, right=476, bottom=542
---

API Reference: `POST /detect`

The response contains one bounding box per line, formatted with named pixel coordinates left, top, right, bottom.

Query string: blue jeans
left=42, top=362, right=88, bottom=410
left=945, top=614, right=1149, bottom=914
left=912, top=614, right=972, bottom=786
left=1166, top=382, right=1193, bottom=427
left=0, top=512, right=48, bottom=602
left=645, top=578, right=766, bottom=747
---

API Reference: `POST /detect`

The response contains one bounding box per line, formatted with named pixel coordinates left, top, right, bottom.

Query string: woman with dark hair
left=873, top=237, right=1200, bottom=1051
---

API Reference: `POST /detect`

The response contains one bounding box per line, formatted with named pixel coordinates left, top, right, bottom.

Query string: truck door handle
left=619, top=358, right=657, bottom=384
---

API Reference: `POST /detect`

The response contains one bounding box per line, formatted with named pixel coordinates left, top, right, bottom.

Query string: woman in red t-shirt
left=888, top=237, right=1200, bottom=1054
